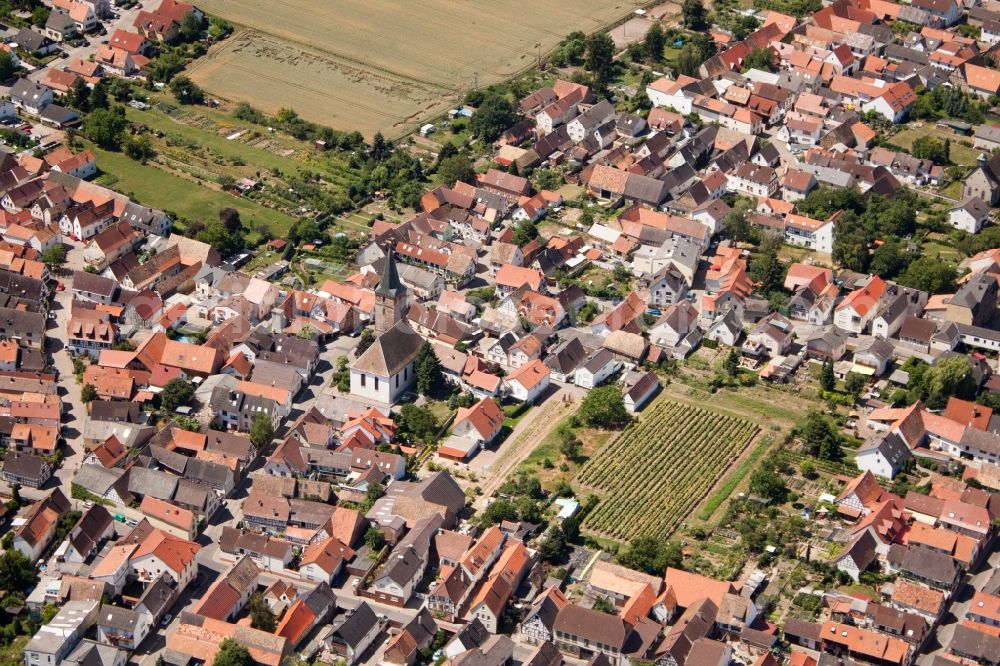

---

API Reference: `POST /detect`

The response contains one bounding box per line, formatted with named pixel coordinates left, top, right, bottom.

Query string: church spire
left=375, top=250, right=402, bottom=298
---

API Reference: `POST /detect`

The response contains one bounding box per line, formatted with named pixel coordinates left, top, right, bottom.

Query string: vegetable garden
left=576, top=399, right=759, bottom=541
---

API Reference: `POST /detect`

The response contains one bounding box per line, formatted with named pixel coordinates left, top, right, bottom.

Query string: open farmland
left=188, top=0, right=637, bottom=137
left=576, top=399, right=759, bottom=541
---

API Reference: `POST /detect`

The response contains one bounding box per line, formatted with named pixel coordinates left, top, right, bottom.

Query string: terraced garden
left=576, top=399, right=759, bottom=541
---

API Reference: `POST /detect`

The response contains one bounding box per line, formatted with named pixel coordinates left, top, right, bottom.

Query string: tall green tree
left=249, top=412, right=275, bottom=450
left=83, top=107, right=127, bottom=150
left=800, top=411, right=843, bottom=461
left=415, top=342, right=443, bottom=396
left=469, top=93, right=517, bottom=142
left=161, top=378, right=195, bottom=412
left=724, top=348, right=739, bottom=377
left=247, top=592, right=276, bottom=631
left=579, top=385, right=629, bottom=428
left=585, top=32, right=616, bottom=87
left=81, top=383, right=97, bottom=403
left=644, top=24, right=666, bottom=63
left=820, top=358, right=835, bottom=392
left=355, top=328, right=376, bottom=356
left=682, top=0, right=708, bottom=30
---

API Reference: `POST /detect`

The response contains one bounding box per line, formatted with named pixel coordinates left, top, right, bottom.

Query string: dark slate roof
left=375, top=250, right=403, bottom=299
left=901, top=546, right=958, bottom=586
left=334, top=602, right=379, bottom=649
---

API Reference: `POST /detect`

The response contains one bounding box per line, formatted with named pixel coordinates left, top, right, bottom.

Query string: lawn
left=87, top=142, right=297, bottom=235
left=921, top=241, right=964, bottom=265
left=0, top=635, right=29, bottom=666
left=890, top=126, right=979, bottom=167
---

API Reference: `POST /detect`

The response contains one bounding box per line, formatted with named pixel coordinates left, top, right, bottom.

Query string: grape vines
left=576, top=399, right=758, bottom=541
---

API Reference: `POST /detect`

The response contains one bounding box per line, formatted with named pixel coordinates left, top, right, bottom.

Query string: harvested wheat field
left=188, top=0, right=636, bottom=137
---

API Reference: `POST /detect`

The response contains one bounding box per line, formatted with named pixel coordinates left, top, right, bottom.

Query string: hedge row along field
left=576, top=400, right=759, bottom=541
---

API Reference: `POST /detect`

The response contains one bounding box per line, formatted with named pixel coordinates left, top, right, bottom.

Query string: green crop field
left=576, top=399, right=759, bottom=541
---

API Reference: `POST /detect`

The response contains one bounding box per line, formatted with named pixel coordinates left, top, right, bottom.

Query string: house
left=23, top=601, right=100, bottom=666
left=368, top=514, right=441, bottom=606
left=326, top=602, right=381, bottom=665
left=298, top=536, right=354, bottom=585
left=856, top=432, right=912, bottom=480
left=949, top=198, right=991, bottom=234
left=946, top=273, right=997, bottom=327
left=129, top=528, right=200, bottom=589
left=439, top=398, right=504, bottom=461
left=805, top=326, right=848, bottom=362
left=55, top=505, right=114, bottom=564
left=835, top=276, right=888, bottom=335
left=504, top=359, right=550, bottom=403
left=192, top=555, right=260, bottom=621
left=575, top=349, right=622, bottom=390
left=553, top=604, right=634, bottom=665
left=853, top=336, right=894, bottom=377
left=95, top=605, right=150, bottom=652
left=521, top=587, right=568, bottom=646
left=11, top=489, right=70, bottom=560
left=44, top=9, right=77, bottom=42
left=622, top=371, right=660, bottom=413
left=743, top=312, right=793, bottom=358
left=10, top=79, right=53, bottom=115
left=2, top=451, right=52, bottom=488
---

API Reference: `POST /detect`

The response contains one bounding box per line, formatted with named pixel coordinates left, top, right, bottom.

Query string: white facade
left=349, top=360, right=415, bottom=405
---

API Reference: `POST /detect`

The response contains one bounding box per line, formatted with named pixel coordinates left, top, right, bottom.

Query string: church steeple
left=374, top=250, right=405, bottom=334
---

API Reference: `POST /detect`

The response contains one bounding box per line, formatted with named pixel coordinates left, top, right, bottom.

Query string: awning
left=851, top=364, right=876, bottom=376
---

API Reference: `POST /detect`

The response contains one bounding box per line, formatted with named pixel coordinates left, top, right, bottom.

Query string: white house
left=856, top=432, right=911, bottom=480
left=949, top=198, right=991, bottom=234
left=504, top=359, right=550, bottom=403
left=646, top=76, right=697, bottom=114
left=574, top=350, right=620, bottom=390
left=834, top=276, right=887, bottom=335
left=784, top=214, right=834, bottom=254
left=298, top=537, right=352, bottom=585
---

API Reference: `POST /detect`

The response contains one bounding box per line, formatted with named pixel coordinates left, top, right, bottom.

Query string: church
left=349, top=251, right=425, bottom=405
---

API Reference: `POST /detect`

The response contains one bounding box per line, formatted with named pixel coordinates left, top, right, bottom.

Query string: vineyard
left=576, top=400, right=759, bottom=541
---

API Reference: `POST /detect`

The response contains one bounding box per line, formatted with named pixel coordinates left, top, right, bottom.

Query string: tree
left=437, top=154, right=475, bottom=185
left=749, top=463, right=788, bottom=503
left=911, top=135, right=949, bottom=164
left=922, top=356, right=976, bottom=409
left=743, top=47, right=776, bottom=72
left=41, top=244, right=66, bottom=268
left=41, top=603, right=59, bottom=624
left=844, top=372, right=867, bottom=399
left=219, top=207, right=242, bottom=233
left=364, top=527, right=386, bottom=551
left=415, top=342, right=443, bottom=396
left=123, top=134, right=153, bottom=162
left=30, top=6, right=48, bottom=27
left=820, top=359, right=835, bottom=392
left=214, top=640, right=252, bottom=666
left=800, top=410, right=843, bottom=460
left=249, top=412, right=275, bottom=449
left=749, top=234, right=785, bottom=295
left=469, top=93, right=517, bottom=142
left=68, top=77, right=90, bottom=111
left=674, top=43, right=703, bottom=77
left=83, top=107, right=127, bottom=151
left=585, top=32, right=616, bottom=87
left=538, top=524, right=569, bottom=563
left=682, top=0, right=708, bottom=30
left=81, top=383, right=97, bottom=403
left=0, top=49, right=16, bottom=82
left=800, top=460, right=817, bottom=479
left=644, top=24, right=666, bottom=63
left=355, top=327, right=376, bottom=356
left=579, top=385, right=629, bottom=428
left=0, top=549, right=37, bottom=603
left=558, top=431, right=581, bottom=460
left=618, top=535, right=682, bottom=575
left=179, top=11, right=203, bottom=41
left=724, top=348, right=739, bottom=377
left=898, top=256, right=957, bottom=294
left=195, top=220, right=245, bottom=257
left=169, top=76, right=204, bottom=105
left=722, top=201, right=754, bottom=243
left=870, top=239, right=909, bottom=279
left=89, top=80, right=109, bottom=111
left=551, top=31, right=587, bottom=67
left=160, top=378, right=195, bottom=412
left=247, top=593, right=276, bottom=631
left=511, top=219, right=539, bottom=247
left=397, top=403, right=439, bottom=443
